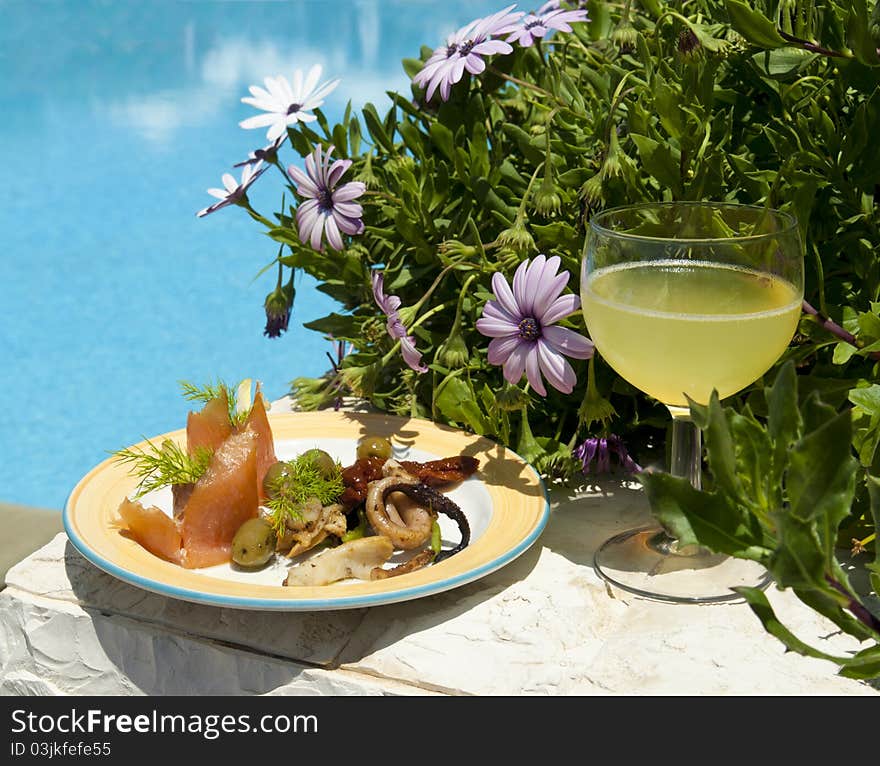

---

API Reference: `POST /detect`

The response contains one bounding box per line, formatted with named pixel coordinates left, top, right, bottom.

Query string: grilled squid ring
left=365, top=474, right=434, bottom=550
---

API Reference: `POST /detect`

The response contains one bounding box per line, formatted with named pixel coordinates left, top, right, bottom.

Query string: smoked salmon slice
left=179, top=428, right=259, bottom=569
left=239, top=385, right=278, bottom=499
left=186, top=389, right=233, bottom=455
left=117, top=497, right=182, bottom=565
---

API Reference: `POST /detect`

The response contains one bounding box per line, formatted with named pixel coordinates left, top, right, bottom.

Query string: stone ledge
left=2, top=480, right=877, bottom=696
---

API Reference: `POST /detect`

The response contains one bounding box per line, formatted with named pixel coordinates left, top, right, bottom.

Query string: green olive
left=301, top=448, right=338, bottom=479
left=231, top=518, right=276, bottom=567
left=356, top=435, right=393, bottom=461
left=262, top=460, right=292, bottom=499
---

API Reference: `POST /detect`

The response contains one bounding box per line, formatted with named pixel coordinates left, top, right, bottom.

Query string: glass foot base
left=593, top=526, right=772, bottom=604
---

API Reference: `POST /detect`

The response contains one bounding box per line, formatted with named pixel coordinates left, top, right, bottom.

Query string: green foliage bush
left=211, top=0, right=880, bottom=675
left=270, top=1, right=879, bottom=482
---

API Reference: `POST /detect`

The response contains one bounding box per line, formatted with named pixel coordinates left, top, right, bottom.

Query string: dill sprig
left=178, top=379, right=228, bottom=405
left=178, top=379, right=252, bottom=428
left=113, top=438, right=213, bottom=498
left=265, top=452, right=344, bottom=535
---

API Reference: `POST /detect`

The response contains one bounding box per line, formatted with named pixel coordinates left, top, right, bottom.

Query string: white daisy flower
left=196, top=161, right=267, bottom=218
left=239, top=65, right=340, bottom=141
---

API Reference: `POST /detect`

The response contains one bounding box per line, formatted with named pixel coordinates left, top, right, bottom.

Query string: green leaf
left=766, top=361, right=801, bottom=479
left=469, top=122, right=490, bottom=180
left=751, top=48, right=816, bottom=79
left=769, top=512, right=831, bottom=590
left=833, top=341, right=859, bottom=365
left=847, top=0, right=880, bottom=66
left=630, top=134, right=681, bottom=192
left=331, top=122, right=348, bottom=156
left=266, top=226, right=301, bottom=248
left=724, top=0, right=785, bottom=48
left=799, top=390, right=839, bottom=434
left=838, top=646, right=880, bottom=681
left=849, top=384, right=880, bottom=414
left=728, top=408, right=774, bottom=508
left=638, top=472, right=762, bottom=558
left=399, top=120, right=425, bottom=161
left=787, top=410, right=858, bottom=526
left=651, top=77, right=685, bottom=139
left=348, top=116, right=362, bottom=156
left=401, top=57, right=422, bottom=80
left=433, top=375, right=488, bottom=435
left=501, top=123, right=544, bottom=164
left=857, top=309, right=880, bottom=339
left=288, top=128, right=313, bottom=157
left=394, top=210, right=431, bottom=251
left=362, top=102, right=395, bottom=154
left=387, top=91, right=425, bottom=121
left=866, top=473, right=880, bottom=563
left=736, top=587, right=860, bottom=666
left=702, top=392, right=743, bottom=500
left=530, top=221, right=581, bottom=253
left=302, top=312, right=359, bottom=338
left=793, top=586, right=878, bottom=643
left=473, top=179, right=517, bottom=220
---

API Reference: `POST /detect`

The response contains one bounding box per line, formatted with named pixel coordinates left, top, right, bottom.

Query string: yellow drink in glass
left=581, top=259, right=802, bottom=408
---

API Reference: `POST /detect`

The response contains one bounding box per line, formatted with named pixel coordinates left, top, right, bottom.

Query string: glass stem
left=670, top=413, right=702, bottom=490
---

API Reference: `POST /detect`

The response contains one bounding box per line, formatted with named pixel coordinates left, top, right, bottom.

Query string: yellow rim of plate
left=63, top=411, right=549, bottom=610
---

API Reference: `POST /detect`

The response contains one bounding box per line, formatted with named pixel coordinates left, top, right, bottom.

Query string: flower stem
left=825, top=575, right=880, bottom=632
left=801, top=300, right=880, bottom=360
left=242, top=202, right=275, bottom=229
left=486, top=66, right=560, bottom=103
left=777, top=29, right=852, bottom=59
left=379, top=301, right=451, bottom=367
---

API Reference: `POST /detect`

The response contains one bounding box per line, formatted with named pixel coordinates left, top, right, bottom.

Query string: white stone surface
left=4, top=535, right=364, bottom=667
left=1, top=480, right=877, bottom=696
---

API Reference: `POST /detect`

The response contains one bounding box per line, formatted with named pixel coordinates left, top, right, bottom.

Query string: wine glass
left=580, top=201, right=804, bottom=603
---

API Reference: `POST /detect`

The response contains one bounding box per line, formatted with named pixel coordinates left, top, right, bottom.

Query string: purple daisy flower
left=507, top=8, right=590, bottom=47
left=476, top=254, right=593, bottom=396
left=287, top=145, right=366, bottom=252
left=196, top=161, right=267, bottom=218
left=574, top=435, right=641, bottom=475
left=371, top=271, right=428, bottom=373
left=413, top=4, right=524, bottom=102
left=239, top=65, right=340, bottom=142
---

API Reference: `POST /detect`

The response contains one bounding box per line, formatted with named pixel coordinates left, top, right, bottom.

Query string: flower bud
left=579, top=173, right=605, bottom=209
left=531, top=176, right=563, bottom=217
left=396, top=305, right=417, bottom=330
left=497, top=247, right=523, bottom=271
left=496, top=217, right=536, bottom=255
left=438, top=239, right=479, bottom=259
left=340, top=363, right=379, bottom=397
left=438, top=331, right=469, bottom=369
left=263, top=277, right=295, bottom=338
left=677, top=27, right=701, bottom=58
left=611, top=23, right=638, bottom=54
left=496, top=383, right=530, bottom=411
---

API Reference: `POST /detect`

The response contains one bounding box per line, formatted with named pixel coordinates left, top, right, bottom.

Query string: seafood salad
left=113, top=380, right=479, bottom=586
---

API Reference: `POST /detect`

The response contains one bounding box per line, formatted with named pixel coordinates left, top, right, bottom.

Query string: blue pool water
left=0, top=0, right=502, bottom=510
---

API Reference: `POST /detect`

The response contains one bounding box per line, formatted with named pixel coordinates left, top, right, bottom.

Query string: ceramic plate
left=63, top=411, right=550, bottom=610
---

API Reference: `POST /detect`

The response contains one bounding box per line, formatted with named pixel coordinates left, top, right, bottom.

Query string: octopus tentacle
left=379, top=482, right=470, bottom=563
